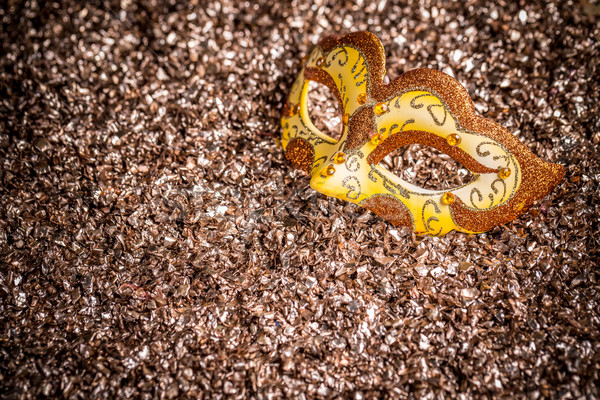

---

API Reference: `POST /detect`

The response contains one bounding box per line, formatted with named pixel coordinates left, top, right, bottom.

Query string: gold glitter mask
left=281, top=32, right=564, bottom=235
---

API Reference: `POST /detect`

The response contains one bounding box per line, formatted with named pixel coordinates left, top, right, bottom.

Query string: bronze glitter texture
left=284, top=137, right=315, bottom=173
left=367, top=129, right=499, bottom=174
left=346, top=106, right=375, bottom=150
left=361, top=195, right=414, bottom=228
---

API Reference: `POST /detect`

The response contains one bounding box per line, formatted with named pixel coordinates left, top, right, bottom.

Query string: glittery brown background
left=1, top=1, right=599, bottom=398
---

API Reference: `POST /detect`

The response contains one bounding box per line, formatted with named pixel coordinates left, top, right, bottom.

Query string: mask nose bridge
left=309, top=144, right=340, bottom=190
left=311, top=140, right=340, bottom=172
left=308, top=170, right=322, bottom=190
left=310, top=162, right=326, bottom=180
left=310, top=155, right=333, bottom=184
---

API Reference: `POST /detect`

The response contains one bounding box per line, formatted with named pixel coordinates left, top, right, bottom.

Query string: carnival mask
left=281, top=32, right=564, bottom=235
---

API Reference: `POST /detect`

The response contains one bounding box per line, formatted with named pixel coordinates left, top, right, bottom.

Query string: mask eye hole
left=307, top=80, right=343, bottom=141
left=380, top=144, right=474, bottom=190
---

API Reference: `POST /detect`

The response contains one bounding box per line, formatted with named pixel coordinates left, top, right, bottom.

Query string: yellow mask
left=281, top=32, right=564, bottom=235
